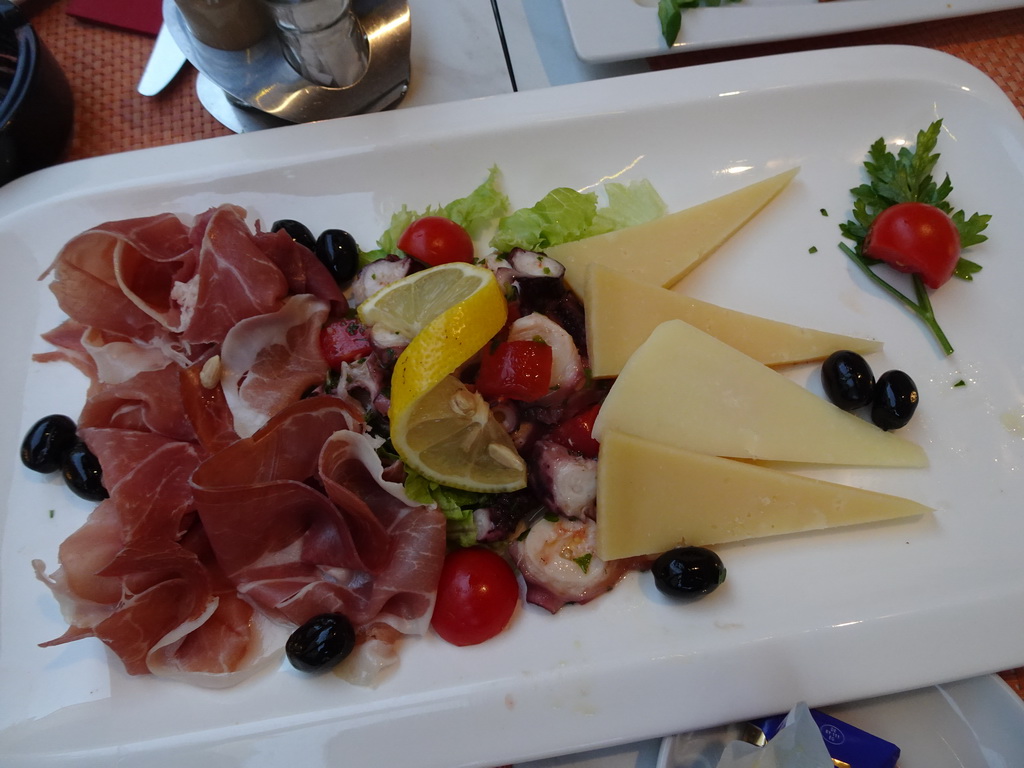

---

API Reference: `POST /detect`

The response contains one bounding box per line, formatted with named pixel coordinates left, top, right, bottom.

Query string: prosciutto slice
left=218, top=293, right=332, bottom=438
left=42, top=205, right=346, bottom=371
left=32, top=430, right=276, bottom=686
left=78, top=364, right=197, bottom=443
left=192, top=397, right=447, bottom=637
left=42, top=212, right=194, bottom=343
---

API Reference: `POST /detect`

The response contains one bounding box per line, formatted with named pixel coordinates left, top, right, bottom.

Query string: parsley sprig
left=838, top=119, right=991, bottom=355
left=658, top=0, right=741, bottom=47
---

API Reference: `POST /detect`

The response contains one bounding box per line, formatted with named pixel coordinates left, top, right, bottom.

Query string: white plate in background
left=514, top=674, right=1024, bottom=767
left=560, top=0, right=1024, bottom=63
left=656, top=675, right=1024, bottom=768
left=2, top=45, right=1024, bottom=768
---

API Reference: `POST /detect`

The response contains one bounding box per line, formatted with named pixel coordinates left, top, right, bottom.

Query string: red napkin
left=66, top=0, right=164, bottom=36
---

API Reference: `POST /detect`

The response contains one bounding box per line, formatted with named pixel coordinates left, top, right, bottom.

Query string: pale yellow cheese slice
left=545, top=167, right=799, bottom=295
left=592, top=319, right=927, bottom=467
left=584, top=263, right=881, bottom=377
left=596, top=430, right=930, bottom=560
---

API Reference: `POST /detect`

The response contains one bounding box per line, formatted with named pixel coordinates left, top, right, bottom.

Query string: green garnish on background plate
left=658, top=0, right=741, bottom=47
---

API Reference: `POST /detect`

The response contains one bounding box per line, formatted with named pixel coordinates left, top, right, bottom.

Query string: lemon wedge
left=358, top=261, right=522, bottom=491
left=370, top=263, right=507, bottom=418
left=358, top=262, right=503, bottom=340
left=391, top=375, right=527, bottom=493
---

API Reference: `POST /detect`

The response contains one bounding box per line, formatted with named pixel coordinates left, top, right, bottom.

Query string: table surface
left=18, top=0, right=1024, bottom=733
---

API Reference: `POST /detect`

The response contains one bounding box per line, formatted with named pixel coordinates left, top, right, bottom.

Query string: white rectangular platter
left=561, top=0, right=1024, bottom=63
left=2, top=44, right=1024, bottom=768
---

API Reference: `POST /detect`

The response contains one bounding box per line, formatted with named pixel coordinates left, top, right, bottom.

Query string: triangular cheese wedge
left=596, top=430, right=930, bottom=560
left=592, top=320, right=927, bottom=467
left=545, top=167, right=799, bottom=295
left=585, top=263, right=882, bottom=377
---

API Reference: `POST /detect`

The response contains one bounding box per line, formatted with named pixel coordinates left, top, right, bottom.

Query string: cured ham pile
left=31, top=206, right=446, bottom=687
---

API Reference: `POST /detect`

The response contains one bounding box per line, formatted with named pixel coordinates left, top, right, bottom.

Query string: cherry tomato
left=397, top=216, right=474, bottom=266
left=547, top=403, right=602, bottom=459
left=863, top=202, right=961, bottom=289
left=431, top=547, right=519, bottom=646
left=320, top=319, right=374, bottom=369
left=475, top=339, right=553, bottom=402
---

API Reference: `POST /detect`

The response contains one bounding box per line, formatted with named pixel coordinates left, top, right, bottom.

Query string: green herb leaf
left=573, top=553, right=593, bottom=573
left=657, top=0, right=741, bottom=48
left=952, top=209, right=992, bottom=250
left=954, top=256, right=983, bottom=281
left=658, top=0, right=682, bottom=46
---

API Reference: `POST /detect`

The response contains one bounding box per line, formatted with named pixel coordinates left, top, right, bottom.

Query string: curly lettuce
left=489, top=178, right=666, bottom=253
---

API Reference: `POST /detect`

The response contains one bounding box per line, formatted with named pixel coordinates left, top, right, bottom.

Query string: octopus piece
left=369, top=323, right=410, bottom=352
left=350, top=255, right=414, bottom=307
left=336, top=354, right=388, bottom=410
left=508, top=516, right=632, bottom=613
left=507, top=248, right=565, bottom=280
left=516, top=280, right=587, bottom=357
left=479, top=248, right=567, bottom=295
left=472, top=488, right=545, bottom=543
left=530, top=440, right=596, bottom=520
left=477, top=247, right=562, bottom=280
left=507, top=312, right=585, bottom=405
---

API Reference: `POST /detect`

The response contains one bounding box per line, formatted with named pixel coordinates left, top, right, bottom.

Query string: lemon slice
left=357, top=262, right=502, bottom=339
left=391, top=375, right=527, bottom=493
left=378, top=263, right=508, bottom=419
left=359, top=261, right=521, bottom=491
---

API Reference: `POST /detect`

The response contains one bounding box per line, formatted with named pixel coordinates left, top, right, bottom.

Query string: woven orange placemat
left=30, top=0, right=230, bottom=162
left=1001, top=667, right=1024, bottom=697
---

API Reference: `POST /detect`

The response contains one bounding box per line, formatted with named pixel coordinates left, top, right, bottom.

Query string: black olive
left=315, top=229, right=360, bottom=284
left=286, top=613, right=356, bottom=673
left=61, top=441, right=108, bottom=501
left=651, top=546, right=726, bottom=602
left=821, top=350, right=875, bottom=411
left=21, top=414, right=78, bottom=474
left=871, top=370, right=919, bottom=430
left=271, top=219, right=316, bottom=252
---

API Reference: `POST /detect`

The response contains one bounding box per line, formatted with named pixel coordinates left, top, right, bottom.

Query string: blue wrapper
left=754, top=708, right=900, bottom=768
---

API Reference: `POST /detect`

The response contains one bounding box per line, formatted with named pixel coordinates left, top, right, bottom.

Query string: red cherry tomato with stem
left=863, top=202, right=961, bottom=290
left=431, top=547, right=519, bottom=646
left=397, top=216, right=474, bottom=266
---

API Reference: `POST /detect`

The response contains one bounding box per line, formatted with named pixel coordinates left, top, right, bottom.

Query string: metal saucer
left=166, top=0, right=410, bottom=125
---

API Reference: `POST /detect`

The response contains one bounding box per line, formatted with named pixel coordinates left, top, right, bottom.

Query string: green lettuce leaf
left=489, top=178, right=666, bottom=253
left=360, top=166, right=510, bottom=266
left=489, top=187, right=599, bottom=253
left=590, top=179, right=667, bottom=235
left=403, top=469, right=487, bottom=548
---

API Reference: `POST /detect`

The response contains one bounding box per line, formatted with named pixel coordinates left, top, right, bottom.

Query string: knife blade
left=137, top=23, right=187, bottom=96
